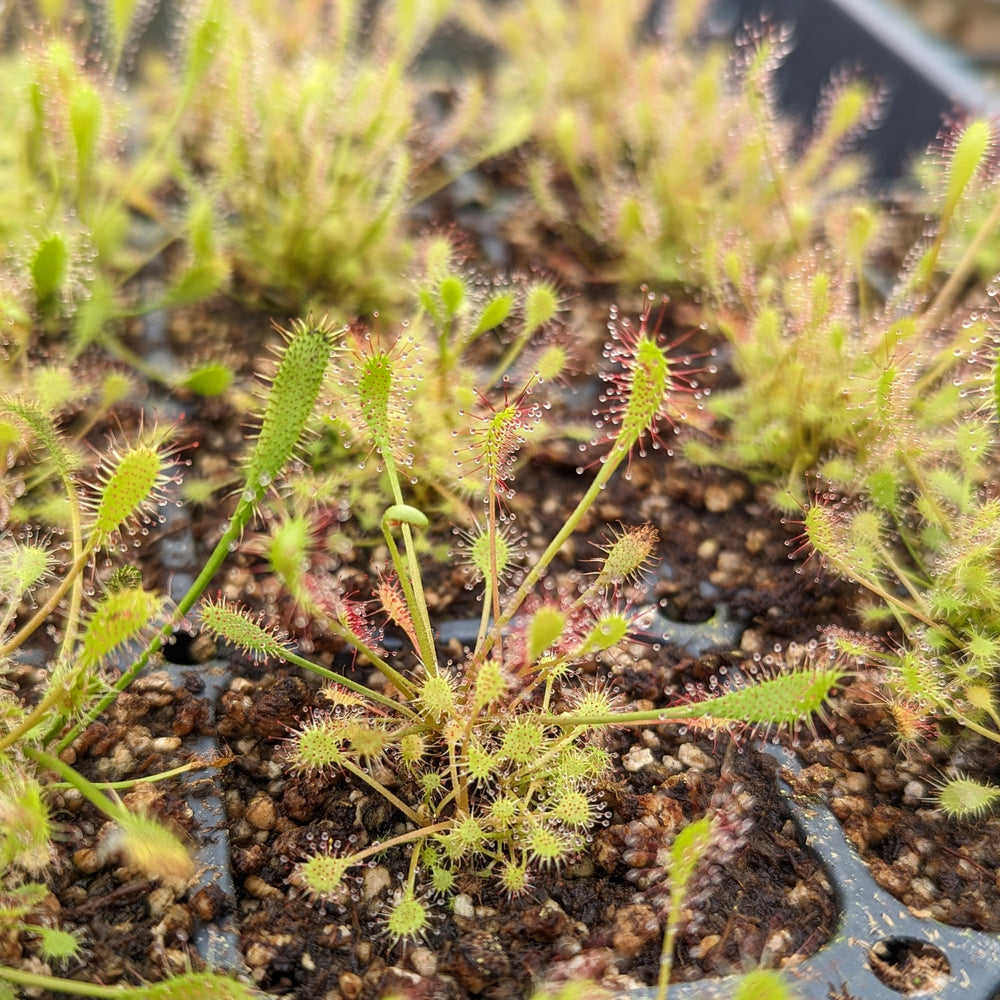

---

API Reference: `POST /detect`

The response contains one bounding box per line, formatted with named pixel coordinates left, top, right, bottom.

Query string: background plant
left=456, top=0, right=876, bottom=296
left=680, top=112, right=997, bottom=507
left=0, top=0, right=517, bottom=394
left=803, top=367, right=1000, bottom=818
left=0, top=0, right=230, bottom=379
left=677, top=115, right=1000, bottom=814
left=172, top=0, right=530, bottom=317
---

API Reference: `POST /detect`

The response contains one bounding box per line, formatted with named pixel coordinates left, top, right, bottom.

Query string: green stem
left=825, top=553, right=946, bottom=637
left=341, top=819, right=455, bottom=869
left=900, top=450, right=951, bottom=541
left=280, top=646, right=417, bottom=719
left=0, top=688, right=66, bottom=754
left=284, top=576, right=416, bottom=701
left=538, top=700, right=793, bottom=729
left=487, top=488, right=503, bottom=665
left=744, top=73, right=800, bottom=254
left=381, top=455, right=437, bottom=674
left=873, top=540, right=933, bottom=617
left=47, top=758, right=220, bottom=791
left=54, top=494, right=258, bottom=751
left=913, top=314, right=989, bottom=397
left=26, top=747, right=126, bottom=824
left=341, top=758, right=421, bottom=824
left=540, top=707, right=678, bottom=728
left=488, top=325, right=531, bottom=386
left=477, top=438, right=631, bottom=664
left=448, top=737, right=468, bottom=815
left=656, top=900, right=681, bottom=1000
left=0, top=966, right=133, bottom=998
left=381, top=524, right=437, bottom=676
left=950, top=712, right=1000, bottom=744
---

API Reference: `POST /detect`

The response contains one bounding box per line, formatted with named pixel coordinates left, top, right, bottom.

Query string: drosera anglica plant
left=291, top=234, right=575, bottom=535
left=456, top=0, right=876, bottom=293
left=199, top=294, right=849, bottom=950
left=695, top=116, right=1000, bottom=814
left=0, top=317, right=347, bottom=995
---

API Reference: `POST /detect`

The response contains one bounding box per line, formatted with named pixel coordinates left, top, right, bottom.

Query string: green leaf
left=0, top=539, right=52, bottom=598
left=439, top=274, right=466, bottom=318
left=78, top=585, right=163, bottom=669
left=185, top=0, right=225, bottom=91
left=69, top=83, right=102, bottom=178
left=92, top=444, right=168, bottom=542
left=0, top=969, right=262, bottom=999
left=732, top=968, right=796, bottom=1000
left=31, top=234, right=68, bottom=304
left=158, top=260, right=229, bottom=308
left=107, top=0, right=143, bottom=60
left=382, top=504, right=429, bottom=529
left=182, top=362, right=234, bottom=397
left=34, top=926, right=82, bottom=963
left=245, top=319, right=334, bottom=495
left=660, top=660, right=848, bottom=732
left=936, top=775, right=1000, bottom=819
left=669, top=815, right=714, bottom=890
left=187, top=196, right=218, bottom=261
left=199, top=598, right=286, bottom=661
left=527, top=605, right=566, bottom=660
left=268, top=516, right=310, bottom=586
left=945, top=119, right=991, bottom=214
left=473, top=293, right=514, bottom=336
left=523, top=280, right=561, bottom=335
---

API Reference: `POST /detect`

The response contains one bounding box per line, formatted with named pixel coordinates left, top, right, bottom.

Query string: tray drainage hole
left=868, top=937, right=951, bottom=995
left=162, top=629, right=216, bottom=665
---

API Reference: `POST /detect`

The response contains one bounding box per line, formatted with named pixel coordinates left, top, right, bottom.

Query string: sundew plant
left=688, top=113, right=1000, bottom=817
left=0, top=321, right=340, bottom=999
left=200, top=295, right=849, bottom=940
left=289, top=234, right=573, bottom=537
left=0, top=0, right=230, bottom=379
left=456, top=0, right=876, bottom=294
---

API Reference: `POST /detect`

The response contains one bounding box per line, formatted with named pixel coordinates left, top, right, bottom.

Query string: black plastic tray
left=718, top=0, right=1000, bottom=178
